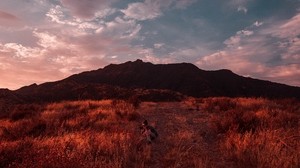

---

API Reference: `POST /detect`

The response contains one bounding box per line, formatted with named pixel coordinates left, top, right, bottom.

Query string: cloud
left=45, top=5, right=141, bottom=39
left=229, top=0, right=250, bottom=14
left=0, top=11, right=22, bottom=27
left=44, top=6, right=143, bottom=63
left=1, top=0, right=299, bottom=89
left=266, top=64, right=300, bottom=86
left=265, top=13, right=300, bottom=64
left=197, top=33, right=273, bottom=74
left=0, top=11, right=18, bottom=20
left=224, top=29, right=253, bottom=48
left=94, top=8, right=117, bottom=19
left=197, top=42, right=272, bottom=74
left=121, top=0, right=163, bottom=21
left=0, top=41, right=64, bottom=89
left=253, top=21, right=263, bottom=27
left=98, top=17, right=141, bottom=39
left=237, top=6, right=247, bottom=14
left=0, top=43, right=40, bottom=58
left=46, top=5, right=100, bottom=32
left=0, top=31, right=109, bottom=89
left=268, top=12, right=300, bottom=39
left=60, top=0, right=118, bottom=19
left=46, top=5, right=67, bottom=25
left=0, top=7, right=146, bottom=89
left=121, top=0, right=196, bottom=21
left=197, top=12, right=300, bottom=86
left=154, top=43, right=164, bottom=49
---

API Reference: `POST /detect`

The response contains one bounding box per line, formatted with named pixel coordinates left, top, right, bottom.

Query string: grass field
left=0, top=98, right=299, bottom=168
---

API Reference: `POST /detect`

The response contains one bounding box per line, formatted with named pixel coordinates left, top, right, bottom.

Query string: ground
left=0, top=98, right=299, bottom=168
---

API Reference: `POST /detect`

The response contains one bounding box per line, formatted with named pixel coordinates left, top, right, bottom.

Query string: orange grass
left=0, top=98, right=299, bottom=167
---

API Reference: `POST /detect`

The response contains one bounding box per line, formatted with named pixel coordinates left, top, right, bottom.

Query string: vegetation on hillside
left=0, top=98, right=299, bottom=167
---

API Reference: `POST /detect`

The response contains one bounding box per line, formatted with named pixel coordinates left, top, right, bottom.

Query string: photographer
left=139, top=120, right=158, bottom=144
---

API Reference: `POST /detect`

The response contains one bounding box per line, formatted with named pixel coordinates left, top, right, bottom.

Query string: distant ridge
left=2, top=59, right=300, bottom=104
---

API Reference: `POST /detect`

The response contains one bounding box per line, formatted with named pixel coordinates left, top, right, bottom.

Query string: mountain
left=57, top=59, right=300, bottom=98
left=0, top=89, right=25, bottom=117
left=4, top=59, right=300, bottom=104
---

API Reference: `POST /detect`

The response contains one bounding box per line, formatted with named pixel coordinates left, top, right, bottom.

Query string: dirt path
left=136, top=102, right=224, bottom=168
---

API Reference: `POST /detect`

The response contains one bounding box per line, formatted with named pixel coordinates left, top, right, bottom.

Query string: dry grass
left=0, top=97, right=299, bottom=167
left=221, top=129, right=299, bottom=168
left=201, top=97, right=300, bottom=168
left=0, top=100, right=142, bottom=168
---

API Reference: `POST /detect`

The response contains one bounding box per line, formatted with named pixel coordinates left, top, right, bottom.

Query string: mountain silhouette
left=59, top=59, right=300, bottom=98
left=3, top=59, right=300, bottom=104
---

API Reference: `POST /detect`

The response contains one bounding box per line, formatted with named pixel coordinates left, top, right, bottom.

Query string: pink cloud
left=0, top=10, right=147, bottom=89
left=121, top=0, right=163, bottom=21
left=121, top=0, right=195, bottom=21
left=0, top=11, right=22, bottom=27
left=264, top=64, right=300, bottom=87
left=196, top=12, right=300, bottom=87
left=0, top=11, right=18, bottom=20
left=273, top=13, right=300, bottom=38
left=60, top=0, right=118, bottom=19
left=266, top=12, right=300, bottom=70
left=0, top=45, right=67, bottom=89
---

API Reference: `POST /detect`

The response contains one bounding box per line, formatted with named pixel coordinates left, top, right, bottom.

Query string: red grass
left=0, top=98, right=299, bottom=167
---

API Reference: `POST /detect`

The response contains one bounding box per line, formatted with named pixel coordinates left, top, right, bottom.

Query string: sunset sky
left=0, top=0, right=300, bottom=89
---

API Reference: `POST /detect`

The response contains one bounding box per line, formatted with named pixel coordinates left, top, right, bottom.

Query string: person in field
left=140, top=120, right=158, bottom=144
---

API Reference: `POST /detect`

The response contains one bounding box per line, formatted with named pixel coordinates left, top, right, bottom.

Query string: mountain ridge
left=1, top=59, right=300, bottom=104
left=62, top=59, right=300, bottom=98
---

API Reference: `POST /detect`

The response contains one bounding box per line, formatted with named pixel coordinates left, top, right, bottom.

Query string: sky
left=0, top=0, right=300, bottom=90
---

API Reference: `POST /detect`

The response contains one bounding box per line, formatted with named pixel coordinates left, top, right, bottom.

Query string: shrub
left=128, top=96, right=142, bottom=109
left=111, top=100, right=140, bottom=121
left=209, top=110, right=259, bottom=134
left=201, top=97, right=237, bottom=113
left=9, top=104, right=43, bottom=121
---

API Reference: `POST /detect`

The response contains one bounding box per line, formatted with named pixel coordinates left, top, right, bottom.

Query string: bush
left=9, top=104, right=43, bottom=121
left=111, top=100, right=140, bottom=121
left=128, top=96, right=142, bottom=109
left=209, top=110, right=259, bottom=134
left=201, top=97, right=237, bottom=113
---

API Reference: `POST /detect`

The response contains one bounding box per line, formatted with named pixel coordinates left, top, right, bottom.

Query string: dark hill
left=9, top=59, right=300, bottom=103
left=61, top=59, right=300, bottom=98
left=0, top=89, right=25, bottom=117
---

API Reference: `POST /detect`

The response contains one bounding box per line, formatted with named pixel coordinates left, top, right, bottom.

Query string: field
left=0, top=98, right=299, bottom=168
